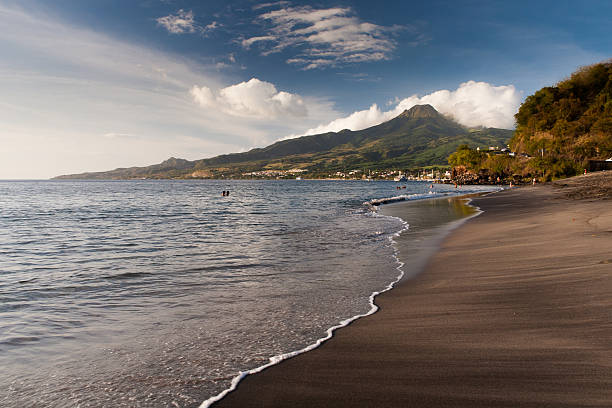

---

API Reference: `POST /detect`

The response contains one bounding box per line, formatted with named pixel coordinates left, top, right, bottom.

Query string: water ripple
left=0, top=179, right=496, bottom=407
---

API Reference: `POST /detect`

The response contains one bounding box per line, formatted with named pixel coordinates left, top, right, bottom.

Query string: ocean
left=0, top=179, right=495, bottom=407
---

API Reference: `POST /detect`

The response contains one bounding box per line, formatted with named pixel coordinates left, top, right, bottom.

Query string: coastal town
left=240, top=167, right=450, bottom=181
left=237, top=145, right=519, bottom=182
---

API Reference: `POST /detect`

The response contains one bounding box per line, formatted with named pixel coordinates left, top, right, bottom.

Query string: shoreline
left=212, top=172, right=612, bottom=407
left=198, top=216, right=409, bottom=408
left=205, top=193, right=485, bottom=407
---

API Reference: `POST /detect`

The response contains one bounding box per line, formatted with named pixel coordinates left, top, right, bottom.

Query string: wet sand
left=213, top=172, right=612, bottom=408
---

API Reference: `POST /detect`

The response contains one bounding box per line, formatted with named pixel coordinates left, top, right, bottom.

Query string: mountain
left=54, top=105, right=513, bottom=179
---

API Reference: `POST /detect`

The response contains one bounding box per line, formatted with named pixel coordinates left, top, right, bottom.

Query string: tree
left=448, top=145, right=484, bottom=169
left=510, top=59, right=612, bottom=178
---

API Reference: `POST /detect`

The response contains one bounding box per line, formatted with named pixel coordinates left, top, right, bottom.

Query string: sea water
left=0, top=179, right=495, bottom=407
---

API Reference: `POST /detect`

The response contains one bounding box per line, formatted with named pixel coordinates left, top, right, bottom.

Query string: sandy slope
left=213, top=172, right=612, bottom=408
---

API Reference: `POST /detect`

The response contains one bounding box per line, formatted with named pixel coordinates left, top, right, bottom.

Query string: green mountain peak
left=398, top=104, right=440, bottom=120
left=54, top=106, right=512, bottom=179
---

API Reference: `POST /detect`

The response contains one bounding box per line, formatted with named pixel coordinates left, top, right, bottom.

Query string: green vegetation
left=449, top=60, right=612, bottom=182
left=54, top=105, right=512, bottom=180
left=448, top=144, right=485, bottom=169
left=448, top=145, right=528, bottom=183
left=52, top=61, right=612, bottom=183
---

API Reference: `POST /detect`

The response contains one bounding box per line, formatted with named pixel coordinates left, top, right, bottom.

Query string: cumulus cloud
left=156, top=9, right=218, bottom=35
left=243, top=5, right=412, bottom=70
left=398, top=81, right=522, bottom=128
left=0, top=4, right=331, bottom=178
left=191, top=78, right=308, bottom=119
left=302, top=81, right=521, bottom=135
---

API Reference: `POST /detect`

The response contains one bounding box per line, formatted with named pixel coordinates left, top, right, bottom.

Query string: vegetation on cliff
left=449, top=60, right=612, bottom=182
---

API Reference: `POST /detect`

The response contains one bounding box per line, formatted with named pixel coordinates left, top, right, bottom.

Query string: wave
left=365, top=191, right=449, bottom=208
left=199, top=206, right=410, bottom=408
left=197, top=191, right=493, bottom=407
left=101, top=271, right=152, bottom=280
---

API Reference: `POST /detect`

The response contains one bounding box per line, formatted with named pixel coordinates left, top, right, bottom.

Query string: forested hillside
left=448, top=60, right=612, bottom=182
left=511, top=60, right=612, bottom=178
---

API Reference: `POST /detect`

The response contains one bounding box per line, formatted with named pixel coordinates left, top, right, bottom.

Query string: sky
left=1, top=0, right=610, bottom=179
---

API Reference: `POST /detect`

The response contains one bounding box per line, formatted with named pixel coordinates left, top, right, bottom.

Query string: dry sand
left=214, top=172, right=612, bottom=408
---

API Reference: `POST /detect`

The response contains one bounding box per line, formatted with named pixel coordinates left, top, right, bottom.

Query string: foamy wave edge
left=199, top=202, right=410, bottom=408
left=200, top=189, right=498, bottom=407
left=366, top=191, right=448, bottom=208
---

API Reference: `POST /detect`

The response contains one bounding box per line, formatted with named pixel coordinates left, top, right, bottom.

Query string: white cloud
left=252, top=1, right=291, bottom=11
left=241, top=35, right=277, bottom=48
left=156, top=9, right=218, bottom=35
left=0, top=4, right=340, bottom=178
left=191, top=78, right=307, bottom=119
left=213, top=53, right=240, bottom=71
left=157, top=9, right=197, bottom=34
left=243, top=5, right=411, bottom=69
left=204, top=21, right=220, bottom=31
left=401, top=81, right=522, bottom=128
left=301, top=81, right=521, bottom=136
left=190, top=85, right=216, bottom=107
left=303, top=104, right=386, bottom=135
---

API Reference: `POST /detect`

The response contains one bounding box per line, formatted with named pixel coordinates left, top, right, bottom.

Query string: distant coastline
left=53, top=105, right=512, bottom=182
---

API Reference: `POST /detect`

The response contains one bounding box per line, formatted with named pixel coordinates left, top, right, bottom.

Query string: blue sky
left=1, top=0, right=610, bottom=178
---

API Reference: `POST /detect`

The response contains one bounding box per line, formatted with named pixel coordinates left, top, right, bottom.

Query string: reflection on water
left=380, top=196, right=479, bottom=280
left=0, top=180, right=494, bottom=407
left=382, top=196, right=477, bottom=230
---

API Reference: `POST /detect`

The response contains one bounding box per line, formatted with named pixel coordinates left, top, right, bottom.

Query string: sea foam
left=199, top=209, right=410, bottom=408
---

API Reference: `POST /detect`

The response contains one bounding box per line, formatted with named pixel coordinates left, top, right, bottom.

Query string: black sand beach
left=214, top=171, right=612, bottom=407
